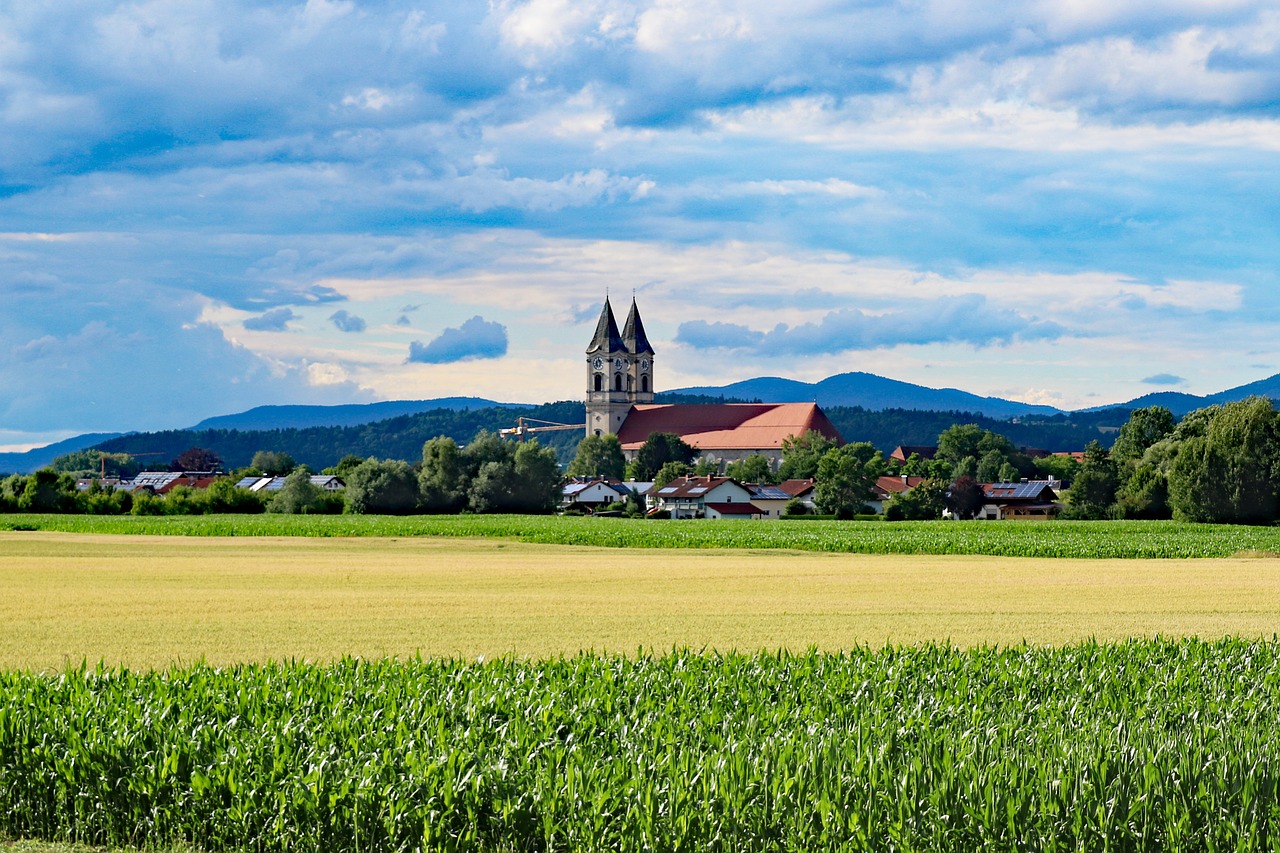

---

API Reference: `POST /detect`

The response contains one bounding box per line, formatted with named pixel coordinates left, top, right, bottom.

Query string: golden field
left=3, top=531, right=1280, bottom=670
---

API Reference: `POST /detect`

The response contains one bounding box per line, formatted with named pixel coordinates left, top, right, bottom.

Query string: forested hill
left=93, top=402, right=588, bottom=471
left=822, top=406, right=1131, bottom=454
left=88, top=401, right=1129, bottom=472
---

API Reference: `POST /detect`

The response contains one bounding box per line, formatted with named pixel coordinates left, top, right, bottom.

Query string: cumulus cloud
left=243, top=308, right=298, bottom=331
left=407, top=316, right=509, bottom=364
left=329, top=309, right=367, bottom=332
left=676, top=296, right=1065, bottom=355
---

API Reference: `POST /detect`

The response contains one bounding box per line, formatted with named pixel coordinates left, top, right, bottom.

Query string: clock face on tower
left=641, top=359, right=650, bottom=371
left=592, top=357, right=604, bottom=370
left=613, top=357, right=624, bottom=371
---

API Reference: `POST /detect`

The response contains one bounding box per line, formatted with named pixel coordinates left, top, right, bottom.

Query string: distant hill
left=1080, top=373, right=1280, bottom=416
left=670, top=372, right=1065, bottom=420
left=187, top=398, right=517, bottom=431
left=0, top=432, right=123, bottom=475
left=94, top=402, right=587, bottom=472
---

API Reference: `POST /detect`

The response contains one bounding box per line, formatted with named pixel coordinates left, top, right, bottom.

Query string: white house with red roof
left=645, top=475, right=762, bottom=519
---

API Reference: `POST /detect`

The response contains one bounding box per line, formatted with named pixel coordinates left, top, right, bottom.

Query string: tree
left=1111, top=406, right=1177, bottom=465
left=204, top=478, right=266, bottom=514
left=269, top=469, right=323, bottom=514
left=1167, top=397, right=1280, bottom=524
left=1116, top=463, right=1170, bottom=520
left=885, top=479, right=948, bottom=521
left=936, top=424, right=986, bottom=464
left=344, top=459, right=419, bottom=515
left=566, top=434, right=626, bottom=480
left=17, top=469, right=77, bottom=513
left=1065, top=440, right=1118, bottom=519
left=945, top=476, right=986, bottom=520
left=725, top=454, right=774, bottom=484
left=653, top=461, right=692, bottom=489
left=630, top=433, right=697, bottom=482
left=1033, top=454, right=1081, bottom=486
left=814, top=442, right=885, bottom=518
left=251, top=450, right=296, bottom=476
left=511, top=441, right=563, bottom=513
left=778, top=430, right=839, bottom=481
left=172, top=447, right=222, bottom=473
left=324, top=455, right=367, bottom=478
left=419, top=436, right=467, bottom=513
left=976, top=450, right=1005, bottom=483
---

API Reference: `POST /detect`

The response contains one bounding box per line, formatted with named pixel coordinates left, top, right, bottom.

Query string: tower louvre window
left=594, top=374, right=602, bottom=392
left=614, top=373, right=623, bottom=391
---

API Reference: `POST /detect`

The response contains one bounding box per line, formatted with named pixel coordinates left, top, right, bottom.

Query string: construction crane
left=498, top=417, right=585, bottom=441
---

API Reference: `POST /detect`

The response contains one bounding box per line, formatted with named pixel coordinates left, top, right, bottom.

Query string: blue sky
left=2, top=0, right=1279, bottom=449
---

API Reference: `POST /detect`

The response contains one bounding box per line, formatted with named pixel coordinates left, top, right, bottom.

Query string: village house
left=560, top=477, right=633, bottom=512
left=978, top=480, right=1062, bottom=520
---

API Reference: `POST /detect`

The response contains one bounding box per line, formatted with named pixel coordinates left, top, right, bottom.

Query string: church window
left=594, top=374, right=602, bottom=392
left=614, top=373, right=622, bottom=391
left=641, top=374, right=649, bottom=392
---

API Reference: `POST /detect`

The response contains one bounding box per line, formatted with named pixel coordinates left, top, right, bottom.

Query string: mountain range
left=4, top=371, right=1280, bottom=474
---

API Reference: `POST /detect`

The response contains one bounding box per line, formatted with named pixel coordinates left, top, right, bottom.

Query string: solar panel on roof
left=689, top=487, right=707, bottom=494
left=658, top=486, right=678, bottom=494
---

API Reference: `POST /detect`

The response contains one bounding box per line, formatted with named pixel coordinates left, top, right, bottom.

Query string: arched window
left=641, top=374, right=649, bottom=393
left=594, top=374, right=602, bottom=392
left=614, top=373, right=623, bottom=391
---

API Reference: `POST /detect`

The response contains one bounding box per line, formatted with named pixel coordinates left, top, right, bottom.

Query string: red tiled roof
left=778, top=478, right=816, bottom=497
left=617, top=403, right=842, bottom=451
left=875, top=475, right=926, bottom=495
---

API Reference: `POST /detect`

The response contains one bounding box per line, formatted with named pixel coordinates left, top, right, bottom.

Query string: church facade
left=584, top=298, right=843, bottom=464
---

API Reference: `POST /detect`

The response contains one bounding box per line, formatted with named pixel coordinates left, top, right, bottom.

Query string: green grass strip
left=3, top=513, right=1280, bottom=558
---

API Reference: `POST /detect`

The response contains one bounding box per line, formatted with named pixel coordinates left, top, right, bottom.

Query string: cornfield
left=3, top=640, right=1280, bottom=851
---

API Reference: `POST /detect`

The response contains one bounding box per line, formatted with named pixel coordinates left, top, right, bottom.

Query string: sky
left=2, top=0, right=1279, bottom=450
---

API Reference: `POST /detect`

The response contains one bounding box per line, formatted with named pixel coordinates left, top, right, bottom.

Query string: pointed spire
left=622, top=298, right=654, bottom=355
left=586, top=297, right=625, bottom=354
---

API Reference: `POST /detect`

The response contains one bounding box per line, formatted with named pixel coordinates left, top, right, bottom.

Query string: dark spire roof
left=586, top=297, right=625, bottom=354
left=622, top=298, right=655, bottom=355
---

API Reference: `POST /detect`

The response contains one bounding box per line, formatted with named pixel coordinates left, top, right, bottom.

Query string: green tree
left=778, top=430, right=839, bottom=481
left=630, top=433, right=697, bottom=482
left=566, top=434, right=626, bottom=480
left=884, top=479, right=948, bottom=521
left=251, top=450, right=297, bottom=476
left=936, top=424, right=986, bottom=464
left=976, top=450, right=1005, bottom=483
left=725, top=454, right=774, bottom=484
left=1111, top=406, right=1177, bottom=465
left=419, top=436, right=468, bottom=513
left=653, top=461, right=692, bottom=489
left=814, top=442, right=885, bottom=518
left=1033, top=454, right=1081, bottom=486
left=1065, top=441, right=1118, bottom=519
left=1167, top=397, right=1280, bottom=524
left=1116, top=463, right=1171, bottom=519
left=17, top=469, right=77, bottom=513
left=344, top=459, right=420, bottom=515
left=268, top=469, right=323, bottom=514
left=324, top=455, right=367, bottom=478
left=204, top=478, right=266, bottom=514
left=511, top=441, right=563, bottom=513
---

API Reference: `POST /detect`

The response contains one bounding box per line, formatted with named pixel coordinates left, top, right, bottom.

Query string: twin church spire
left=585, top=297, right=655, bottom=437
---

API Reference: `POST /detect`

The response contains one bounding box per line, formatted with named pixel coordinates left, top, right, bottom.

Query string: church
left=584, top=297, right=843, bottom=464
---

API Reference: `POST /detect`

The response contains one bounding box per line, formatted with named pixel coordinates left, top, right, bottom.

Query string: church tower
left=585, top=297, right=656, bottom=437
